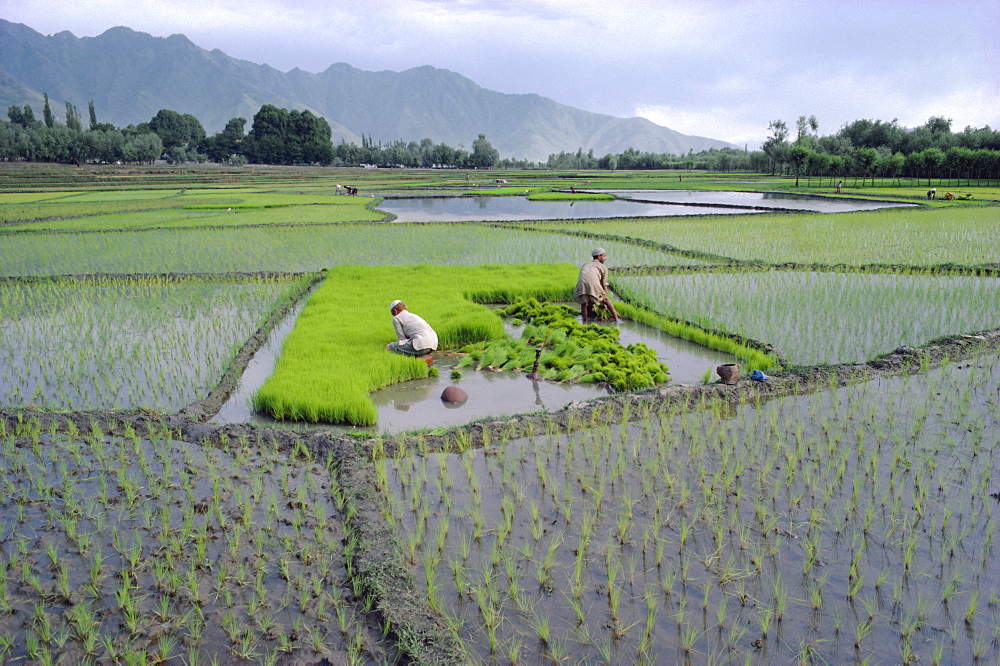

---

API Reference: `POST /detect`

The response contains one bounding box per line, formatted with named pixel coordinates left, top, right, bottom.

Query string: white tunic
left=393, top=310, right=438, bottom=351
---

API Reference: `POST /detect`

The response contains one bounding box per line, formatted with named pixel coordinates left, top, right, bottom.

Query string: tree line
left=3, top=95, right=999, bottom=185
left=1, top=98, right=515, bottom=169
left=547, top=116, right=1000, bottom=186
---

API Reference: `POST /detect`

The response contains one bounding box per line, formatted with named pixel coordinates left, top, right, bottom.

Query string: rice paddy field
left=0, top=163, right=998, bottom=664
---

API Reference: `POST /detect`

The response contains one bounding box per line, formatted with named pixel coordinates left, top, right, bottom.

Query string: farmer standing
left=386, top=300, right=438, bottom=357
left=574, top=248, right=620, bottom=323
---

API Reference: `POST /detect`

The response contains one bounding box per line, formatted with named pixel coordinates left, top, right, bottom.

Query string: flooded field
left=379, top=194, right=749, bottom=222
left=0, top=425, right=387, bottom=664
left=384, top=355, right=1000, bottom=663
left=1, top=165, right=995, bottom=663
left=379, top=190, right=913, bottom=223
left=597, top=189, right=915, bottom=213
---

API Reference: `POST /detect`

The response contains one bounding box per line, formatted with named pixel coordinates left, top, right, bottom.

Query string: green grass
left=526, top=192, right=615, bottom=201
left=253, top=264, right=578, bottom=425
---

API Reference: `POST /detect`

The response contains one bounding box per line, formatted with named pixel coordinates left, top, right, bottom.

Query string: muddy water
left=0, top=430, right=383, bottom=663
left=571, top=317, right=737, bottom=384
left=212, top=298, right=305, bottom=426
left=213, top=304, right=738, bottom=433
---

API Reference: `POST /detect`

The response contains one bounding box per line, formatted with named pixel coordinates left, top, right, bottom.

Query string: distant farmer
left=944, top=192, right=955, bottom=200
left=836, top=180, right=843, bottom=194
left=386, top=300, right=438, bottom=357
left=574, top=248, right=620, bottom=323
left=927, top=188, right=937, bottom=199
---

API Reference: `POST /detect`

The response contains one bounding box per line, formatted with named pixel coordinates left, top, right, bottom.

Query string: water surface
left=380, top=189, right=913, bottom=223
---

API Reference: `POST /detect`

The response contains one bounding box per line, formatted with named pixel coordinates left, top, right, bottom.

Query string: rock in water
left=441, top=386, right=468, bottom=403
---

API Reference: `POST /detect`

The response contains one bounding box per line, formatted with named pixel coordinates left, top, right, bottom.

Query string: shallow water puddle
left=213, top=303, right=739, bottom=433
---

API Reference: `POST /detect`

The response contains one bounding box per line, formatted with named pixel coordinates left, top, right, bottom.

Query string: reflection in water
left=380, top=195, right=748, bottom=222
left=381, top=190, right=912, bottom=223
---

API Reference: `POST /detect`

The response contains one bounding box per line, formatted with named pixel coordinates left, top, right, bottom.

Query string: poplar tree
left=42, top=93, right=54, bottom=128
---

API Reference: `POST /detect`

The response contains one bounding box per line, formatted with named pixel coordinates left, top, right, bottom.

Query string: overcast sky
left=5, top=0, right=997, bottom=148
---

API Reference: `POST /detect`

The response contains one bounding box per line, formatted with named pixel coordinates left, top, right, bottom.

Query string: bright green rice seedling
left=253, top=264, right=577, bottom=425
left=526, top=192, right=615, bottom=201
left=459, top=298, right=670, bottom=391
left=383, top=356, right=1000, bottom=664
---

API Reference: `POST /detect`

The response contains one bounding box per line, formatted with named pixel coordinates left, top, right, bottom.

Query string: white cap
left=389, top=300, right=402, bottom=312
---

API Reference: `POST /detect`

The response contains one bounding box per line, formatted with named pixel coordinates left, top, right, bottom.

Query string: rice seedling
left=614, top=268, right=1000, bottom=365
left=0, top=274, right=310, bottom=411
left=381, top=354, right=1000, bottom=664
left=0, top=221, right=680, bottom=277
left=528, top=205, right=998, bottom=266
left=254, top=263, right=578, bottom=424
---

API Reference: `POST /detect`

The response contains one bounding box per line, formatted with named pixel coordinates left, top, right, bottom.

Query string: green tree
left=762, top=120, right=789, bottom=175
left=8, top=105, right=36, bottom=128
left=289, top=110, right=333, bottom=164
left=921, top=147, right=946, bottom=186
left=886, top=152, right=906, bottom=186
left=470, top=134, right=499, bottom=169
left=787, top=144, right=811, bottom=186
left=148, top=109, right=206, bottom=154
left=924, top=116, right=952, bottom=134
left=202, top=117, right=247, bottom=162
left=65, top=102, right=82, bottom=132
left=854, top=147, right=879, bottom=187
left=243, top=104, right=289, bottom=164
left=945, top=146, right=974, bottom=186
left=42, top=93, right=54, bottom=128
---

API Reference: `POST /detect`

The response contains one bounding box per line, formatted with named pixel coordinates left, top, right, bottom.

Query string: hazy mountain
left=0, top=20, right=734, bottom=161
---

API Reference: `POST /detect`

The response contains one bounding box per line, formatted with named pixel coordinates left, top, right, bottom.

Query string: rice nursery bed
left=0, top=274, right=310, bottom=411
left=613, top=269, right=1000, bottom=366
left=0, top=224, right=698, bottom=277
left=524, top=206, right=1000, bottom=267
left=381, top=354, right=1000, bottom=664
left=255, top=265, right=580, bottom=426
left=0, top=421, right=388, bottom=664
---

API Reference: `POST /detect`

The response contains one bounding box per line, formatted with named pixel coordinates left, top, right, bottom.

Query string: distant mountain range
left=0, top=19, right=734, bottom=162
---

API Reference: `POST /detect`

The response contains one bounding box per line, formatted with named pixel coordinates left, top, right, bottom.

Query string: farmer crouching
left=385, top=300, right=438, bottom=357
left=574, top=248, right=620, bottom=323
